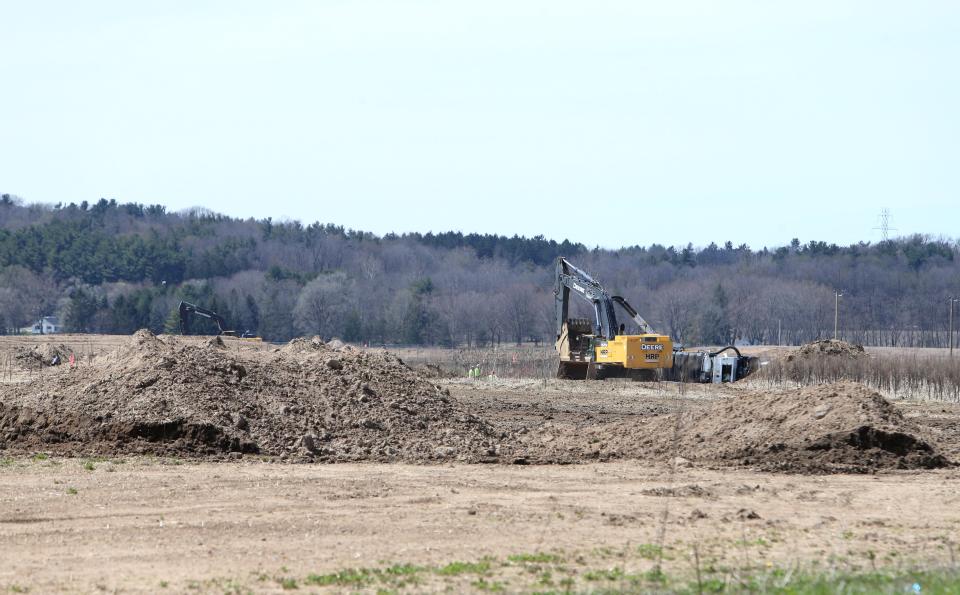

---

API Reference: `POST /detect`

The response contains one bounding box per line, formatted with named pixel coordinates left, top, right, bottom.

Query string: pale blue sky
left=1, top=1, right=957, bottom=248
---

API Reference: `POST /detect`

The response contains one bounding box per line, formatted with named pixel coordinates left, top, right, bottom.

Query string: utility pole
left=950, top=297, right=958, bottom=357
left=834, top=291, right=843, bottom=340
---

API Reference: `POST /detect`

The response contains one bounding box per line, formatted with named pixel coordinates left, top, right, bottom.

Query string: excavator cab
left=594, top=334, right=673, bottom=369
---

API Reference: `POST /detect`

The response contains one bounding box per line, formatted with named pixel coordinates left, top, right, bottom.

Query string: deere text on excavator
left=554, top=257, right=757, bottom=383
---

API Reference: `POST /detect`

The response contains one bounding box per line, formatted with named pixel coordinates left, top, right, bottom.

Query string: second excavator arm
left=178, top=301, right=230, bottom=336
left=610, top=295, right=654, bottom=335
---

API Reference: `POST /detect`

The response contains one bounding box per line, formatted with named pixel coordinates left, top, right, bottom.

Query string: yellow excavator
left=554, top=257, right=756, bottom=382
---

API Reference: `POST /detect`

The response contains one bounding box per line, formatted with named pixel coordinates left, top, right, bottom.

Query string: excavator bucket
left=557, top=361, right=589, bottom=380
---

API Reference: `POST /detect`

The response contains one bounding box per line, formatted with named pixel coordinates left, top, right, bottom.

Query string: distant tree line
left=1, top=193, right=958, bottom=348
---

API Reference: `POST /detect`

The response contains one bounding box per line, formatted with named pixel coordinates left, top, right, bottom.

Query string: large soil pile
left=550, top=382, right=948, bottom=473
left=0, top=331, right=506, bottom=462
left=789, top=339, right=866, bottom=361
left=14, top=343, right=72, bottom=368
left=0, top=335, right=947, bottom=473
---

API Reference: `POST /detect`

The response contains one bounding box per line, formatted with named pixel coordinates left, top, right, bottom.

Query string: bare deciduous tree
left=293, top=273, right=350, bottom=339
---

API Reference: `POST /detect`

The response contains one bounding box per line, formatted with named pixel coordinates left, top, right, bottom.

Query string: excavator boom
left=178, top=301, right=236, bottom=336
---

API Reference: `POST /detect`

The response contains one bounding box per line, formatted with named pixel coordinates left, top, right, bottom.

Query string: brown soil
left=5, top=459, right=960, bottom=594
left=413, top=362, right=458, bottom=379
left=2, top=338, right=960, bottom=592
left=661, top=381, right=947, bottom=472
left=790, top=338, right=867, bottom=360
left=0, top=331, right=505, bottom=462
left=13, top=342, right=71, bottom=368
left=516, top=381, right=949, bottom=473
left=0, top=334, right=950, bottom=473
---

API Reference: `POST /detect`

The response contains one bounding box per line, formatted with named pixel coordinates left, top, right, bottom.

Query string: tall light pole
left=834, top=291, right=844, bottom=340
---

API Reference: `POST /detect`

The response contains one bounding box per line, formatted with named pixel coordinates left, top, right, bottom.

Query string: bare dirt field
left=4, top=458, right=960, bottom=594
left=3, top=335, right=960, bottom=593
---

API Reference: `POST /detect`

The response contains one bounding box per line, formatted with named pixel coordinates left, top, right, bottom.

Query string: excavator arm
left=555, top=258, right=656, bottom=339
left=555, top=257, right=619, bottom=341
left=178, top=301, right=232, bottom=336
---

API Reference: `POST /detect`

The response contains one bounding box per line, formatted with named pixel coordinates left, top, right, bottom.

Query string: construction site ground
left=4, top=456, right=960, bottom=594
left=2, top=335, right=960, bottom=593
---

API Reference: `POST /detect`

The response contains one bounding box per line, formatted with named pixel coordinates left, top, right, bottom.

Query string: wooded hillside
left=1, top=194, right=957, bottom=347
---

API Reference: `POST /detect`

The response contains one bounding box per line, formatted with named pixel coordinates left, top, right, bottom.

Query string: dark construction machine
left=554, top=257, right=757, bottom=382
left=178, top=301, right=245, bottom=337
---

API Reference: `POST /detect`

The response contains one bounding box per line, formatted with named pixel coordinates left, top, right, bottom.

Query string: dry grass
left=752, top=353, right=960, bottom=402
left=392, top=344, right=556, bottom=379
left=397, top=345, right=960, bottom=403
left=395, top=344, right=960, bottom=402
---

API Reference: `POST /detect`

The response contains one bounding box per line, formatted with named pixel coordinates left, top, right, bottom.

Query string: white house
left=21, top=316, right=62, bottom=335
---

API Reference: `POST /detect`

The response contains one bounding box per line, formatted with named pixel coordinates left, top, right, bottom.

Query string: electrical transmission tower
left=873, top=208, right=897, bottom=241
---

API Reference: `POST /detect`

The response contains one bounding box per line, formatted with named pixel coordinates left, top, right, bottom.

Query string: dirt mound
left=789, top=339, right=866, bottom=361
left=14, top=343, right=71, bottom=367
left=0, top=331, right=507, bottom=462
left=278, top=336, right=326, bottom=354
left=205, top=335, right=226, bottom=349
left=413, top=363, right=457, bottom=379
left=559, top=382, right=947, bottom=473
left=2, top=334, right=945, bottom=473
left=641, top=484, right=714, bottom=498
